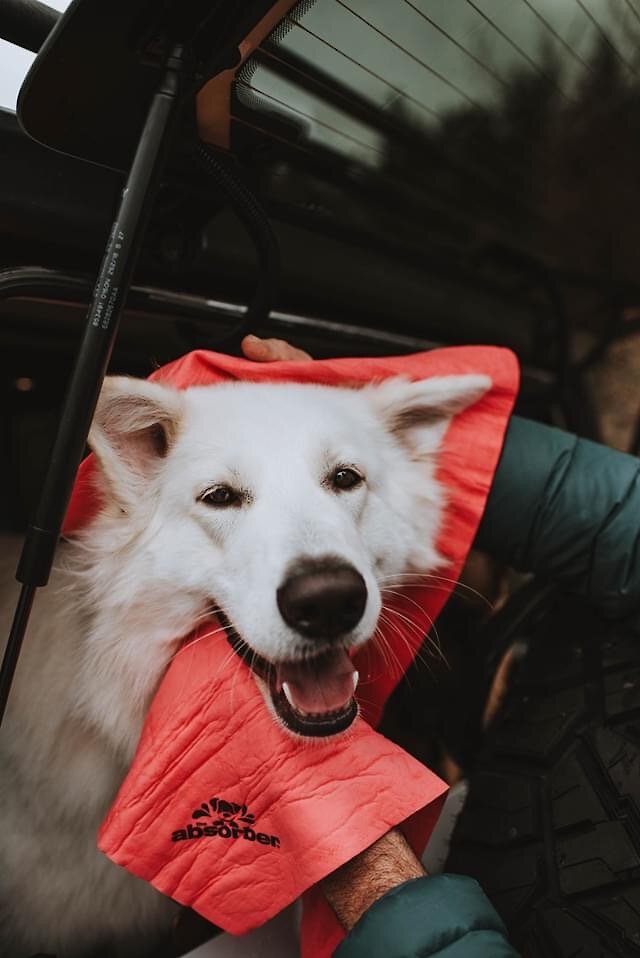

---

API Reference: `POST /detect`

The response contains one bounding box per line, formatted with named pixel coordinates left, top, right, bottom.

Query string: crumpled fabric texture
left=97, top=622, right=448, bottom=935
left=62, top=345, right=519, bottom=955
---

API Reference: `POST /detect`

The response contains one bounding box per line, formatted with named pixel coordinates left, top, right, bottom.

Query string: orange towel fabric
left=63, top=346, right=519, bottom=954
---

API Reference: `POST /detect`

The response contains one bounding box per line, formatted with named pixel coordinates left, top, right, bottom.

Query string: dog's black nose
left=277, top=561, right=367, bottom=640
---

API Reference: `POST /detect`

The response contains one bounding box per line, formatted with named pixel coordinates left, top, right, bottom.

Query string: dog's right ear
left=89, top=376, right=185, bottom=508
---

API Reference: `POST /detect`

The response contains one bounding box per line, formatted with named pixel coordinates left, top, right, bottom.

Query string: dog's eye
left=200, top=485, right=240, bottom=508
left=331, top=467, right=364, bottom=491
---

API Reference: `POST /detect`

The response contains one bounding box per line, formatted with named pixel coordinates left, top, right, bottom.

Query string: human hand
left=240, top=334, right=312, bottom=363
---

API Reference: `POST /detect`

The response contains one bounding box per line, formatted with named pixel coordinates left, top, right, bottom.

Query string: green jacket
left=476, top=416, right=640, bottom=618
left=338, top=415, right=640, bottom=957
left=335, top=875, right=515, bottom=957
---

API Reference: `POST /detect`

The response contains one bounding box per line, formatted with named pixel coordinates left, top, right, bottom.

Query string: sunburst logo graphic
left=171, top=794, right=280, bottom=847
left=192, top=797, right=256, bottom=828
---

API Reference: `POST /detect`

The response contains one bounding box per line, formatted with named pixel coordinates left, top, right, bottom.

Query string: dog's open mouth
left=219, top=613, right=359, bottom=737
left=271, top=650, right=359, bottom=736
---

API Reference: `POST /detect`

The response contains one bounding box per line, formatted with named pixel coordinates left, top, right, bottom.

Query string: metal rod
left=0, top=45, right=187, bottom=727
left=0, top=585, right=36, bottom=725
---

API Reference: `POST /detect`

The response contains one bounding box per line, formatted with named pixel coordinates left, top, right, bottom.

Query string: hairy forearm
left=322, top=829, right=426, bottom=930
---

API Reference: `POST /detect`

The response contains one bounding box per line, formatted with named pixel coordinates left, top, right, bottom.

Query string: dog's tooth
left=352, top=670, right=359, bottom=691
left=282, top=682, right=295, bottom=708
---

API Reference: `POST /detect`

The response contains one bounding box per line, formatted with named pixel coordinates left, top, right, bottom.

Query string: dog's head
left=87, top=373, right=489, bottom=738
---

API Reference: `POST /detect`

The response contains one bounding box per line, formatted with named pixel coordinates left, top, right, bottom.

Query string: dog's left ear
left=368, top=374, right=492, bottom=457
left=89, top=376, right=185, bottom=508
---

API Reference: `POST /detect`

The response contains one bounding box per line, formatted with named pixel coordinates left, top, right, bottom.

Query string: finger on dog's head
left=241, top=335, right=311, bottom=363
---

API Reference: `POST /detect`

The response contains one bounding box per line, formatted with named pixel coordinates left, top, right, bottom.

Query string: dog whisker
left=382, top=602, right=430, bottom=640
left=385, top=604, right=440, bottom=646
left=358, top=626, right=395, bottom=684
left=379, top=593, right=447, bottom=665
left=381, top=587, right=434, bottom=618
left=378, top=613, right=422, bottom=678
left=374, top=616, right=414, bottom=680
left=381, top=603, right=447, bottom=671
left=381, top=599, right=429, bottom=638
left=377, top=572, right=493, bottom=610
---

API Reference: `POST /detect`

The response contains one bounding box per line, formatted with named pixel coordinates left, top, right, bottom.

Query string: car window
left=241, top=0, right=637, bottom=168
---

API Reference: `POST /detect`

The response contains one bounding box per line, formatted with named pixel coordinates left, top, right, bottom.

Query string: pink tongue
left=278, top=649, right=356, bottom=715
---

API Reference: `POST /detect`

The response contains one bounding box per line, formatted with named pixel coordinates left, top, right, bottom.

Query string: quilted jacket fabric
left=338, top=416, right=640, bottom=958
left=477, top=415, right=640, bottom=618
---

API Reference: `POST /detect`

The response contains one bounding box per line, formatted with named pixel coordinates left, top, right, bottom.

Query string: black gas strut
left=0, top=44, right=188, bottom=723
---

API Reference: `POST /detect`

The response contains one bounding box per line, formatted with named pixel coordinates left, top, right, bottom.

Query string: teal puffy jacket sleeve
left=475, top=415, right=640, bottom=617
left=334, top=875, right=517, bottom=958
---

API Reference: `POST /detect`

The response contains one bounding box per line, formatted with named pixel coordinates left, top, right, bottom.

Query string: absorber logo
left=171, top=797, right=281, bottom=848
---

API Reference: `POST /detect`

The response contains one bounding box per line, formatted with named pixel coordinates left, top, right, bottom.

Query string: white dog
left=0, top=370, right=488, bottom=957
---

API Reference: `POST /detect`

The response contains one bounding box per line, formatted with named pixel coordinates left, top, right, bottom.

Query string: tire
left=446, top=583, right=640, bottom=957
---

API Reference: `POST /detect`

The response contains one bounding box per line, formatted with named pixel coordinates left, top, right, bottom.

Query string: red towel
left=63, top=345, right=518, bottom=955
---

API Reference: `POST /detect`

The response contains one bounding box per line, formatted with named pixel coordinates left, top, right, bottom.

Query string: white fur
left=0, top=372, right=489, bottom=957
